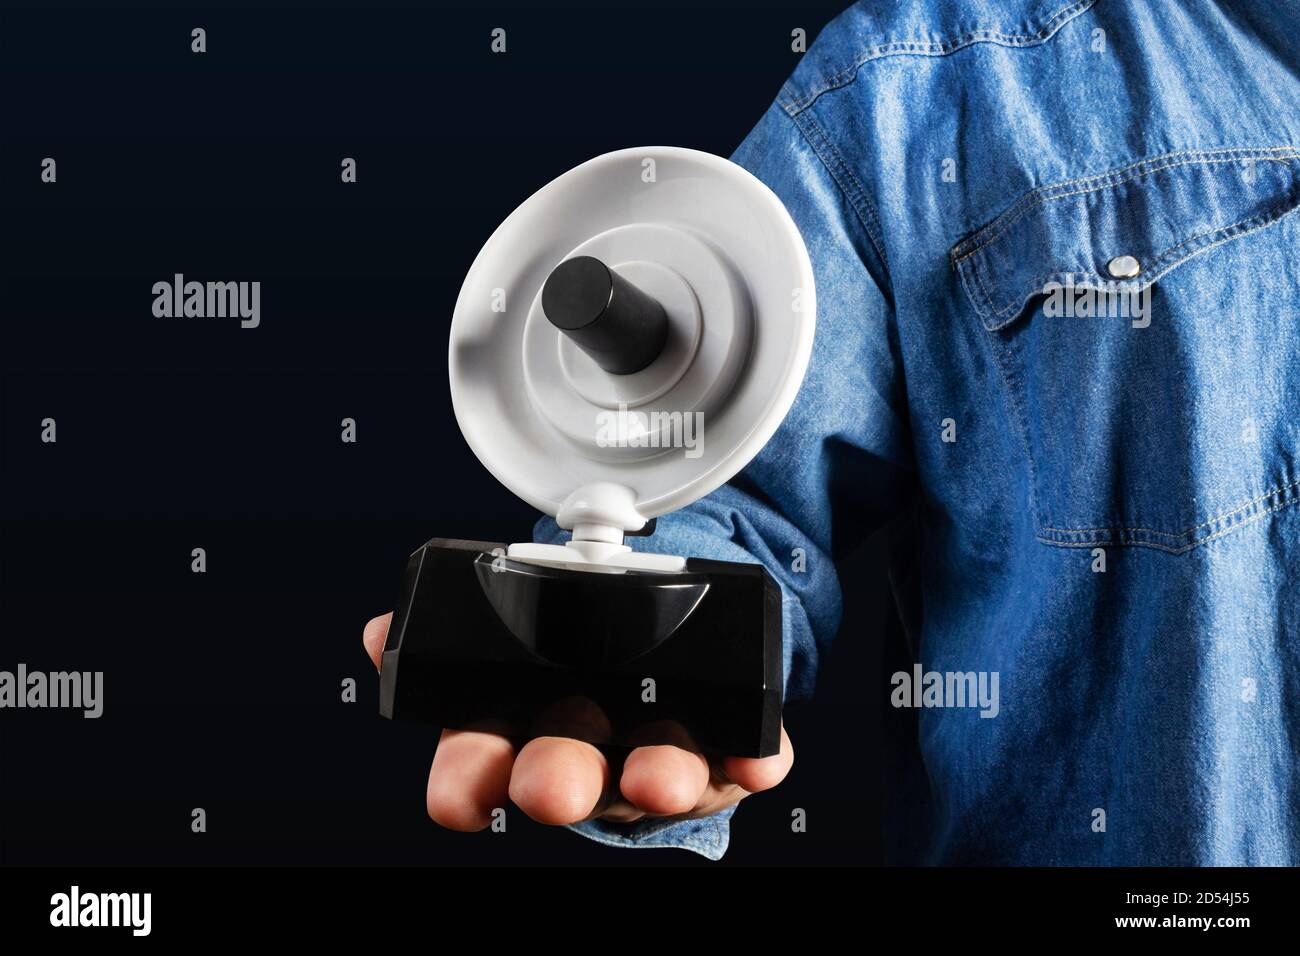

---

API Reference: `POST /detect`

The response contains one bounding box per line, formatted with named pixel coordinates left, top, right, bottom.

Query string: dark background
left=0, top=0, right=910, bottom=865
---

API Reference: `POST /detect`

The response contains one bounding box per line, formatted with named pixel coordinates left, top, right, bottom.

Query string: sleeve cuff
left=567, top=805, right=738, bottom=861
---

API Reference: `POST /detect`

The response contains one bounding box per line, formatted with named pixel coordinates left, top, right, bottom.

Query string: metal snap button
left=1107, top=255, right=1141, bottom=279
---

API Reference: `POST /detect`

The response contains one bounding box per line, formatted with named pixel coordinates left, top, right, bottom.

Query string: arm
left=547, top=101, right=911, bottom=856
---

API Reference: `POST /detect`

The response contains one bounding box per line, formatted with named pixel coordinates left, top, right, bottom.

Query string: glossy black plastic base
left=380, top=538, right=783, bottom=757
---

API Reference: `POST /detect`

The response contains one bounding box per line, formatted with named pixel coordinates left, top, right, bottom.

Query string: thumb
left=362, top=612, right=393, bottom=671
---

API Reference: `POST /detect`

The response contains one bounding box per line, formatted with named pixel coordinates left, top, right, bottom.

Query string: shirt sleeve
left=538, top=100, right=911, bottom=859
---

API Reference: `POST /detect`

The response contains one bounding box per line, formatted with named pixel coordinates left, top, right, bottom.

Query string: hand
left=363, top=612, right=794, bottom=830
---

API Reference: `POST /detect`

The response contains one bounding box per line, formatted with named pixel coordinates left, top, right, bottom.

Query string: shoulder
left=779, top=0, right=1098, bottom=115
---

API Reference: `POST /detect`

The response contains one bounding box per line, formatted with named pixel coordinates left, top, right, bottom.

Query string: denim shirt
left=539, top=0, right=1300, bottom=862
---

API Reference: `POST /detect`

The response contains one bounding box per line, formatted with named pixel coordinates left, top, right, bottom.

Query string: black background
left=0, top=0, right=905, bottom=866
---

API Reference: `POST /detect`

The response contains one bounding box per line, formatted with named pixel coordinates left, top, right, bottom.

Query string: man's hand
left=363, top=612, right=793, bottom=830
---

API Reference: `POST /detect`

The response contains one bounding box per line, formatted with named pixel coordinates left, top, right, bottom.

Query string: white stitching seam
left=1037, top=491, right=1300, bottom=555
left=781, top=0, right=1098, bottom=116
left=1042, top=477, right=1300, bottom=538
left=978, top=198, right=1300, bottom=325
left=952, top=147, right=1300, bottom=266
left=791, top=107, right=891, bottom=275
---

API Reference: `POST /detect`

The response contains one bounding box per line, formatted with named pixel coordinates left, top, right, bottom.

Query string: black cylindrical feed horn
left=542, top=256, right=669, bottom=375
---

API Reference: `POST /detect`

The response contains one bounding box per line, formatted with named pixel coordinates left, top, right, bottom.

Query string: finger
left=620, top=744, right=711, bottom=816
left=719, top=724, right=795, bottom=794
left=362, top=612, right=392, bottom=671
left=425, top=729, right=517, bottom=832
left=508, top=737, right=610, bottom=825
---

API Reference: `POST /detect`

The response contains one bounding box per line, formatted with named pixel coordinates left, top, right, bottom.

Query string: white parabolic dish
left=448, top=146, right=816, bottom=533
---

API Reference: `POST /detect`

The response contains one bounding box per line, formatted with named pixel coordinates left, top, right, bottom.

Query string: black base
left=380, top=538, right=783, bottom=757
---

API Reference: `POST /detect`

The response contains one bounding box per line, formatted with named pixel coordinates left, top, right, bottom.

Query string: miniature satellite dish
left=382, top=147, right=816, bottom=757
left=449, top=146, right=815, bottom=566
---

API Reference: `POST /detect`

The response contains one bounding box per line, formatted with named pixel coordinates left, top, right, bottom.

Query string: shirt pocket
left=951, top=147, right=1300, bottom=553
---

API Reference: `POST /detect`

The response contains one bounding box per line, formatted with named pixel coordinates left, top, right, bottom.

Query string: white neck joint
left=556, top=482, right=648, bottom=545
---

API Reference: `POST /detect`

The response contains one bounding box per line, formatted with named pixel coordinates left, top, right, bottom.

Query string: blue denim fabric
left=542, top=0, right=1300, bottom=863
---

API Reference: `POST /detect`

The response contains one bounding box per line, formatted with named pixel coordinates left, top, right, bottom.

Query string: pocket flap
left=951, top=147, right=1300, bottom=331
